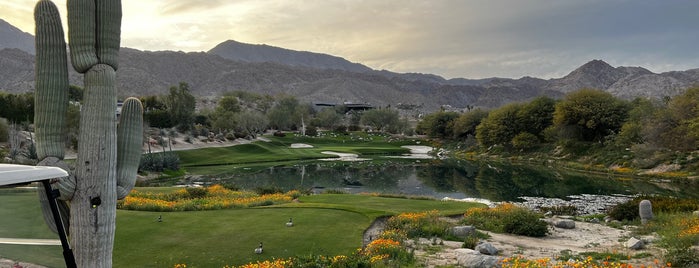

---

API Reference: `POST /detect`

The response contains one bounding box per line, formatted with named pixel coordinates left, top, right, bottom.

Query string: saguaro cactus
left=34, top=0, right=142, bottom=266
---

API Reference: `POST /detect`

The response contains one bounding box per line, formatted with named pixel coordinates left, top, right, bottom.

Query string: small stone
left=553, top=219, right=576, bottom=229
left=450, top=226, right=476, bottom=238
left=626, top=237, right=645, bottom=250
left=589, top=218, right=600, bottom=224
left=475, top=242, right=499, bottom=255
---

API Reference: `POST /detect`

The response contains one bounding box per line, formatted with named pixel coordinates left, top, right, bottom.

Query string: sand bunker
left=320, top=151, right=369, bottom=161
left=385, top=145, right=434, bottom=159
left=290, top=143, right=314, bottom=148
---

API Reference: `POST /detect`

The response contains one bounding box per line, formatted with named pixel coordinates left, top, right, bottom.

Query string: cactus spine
left=639, top=199, right=653, bottom=224
left=34, top=0, right=142, bottom=266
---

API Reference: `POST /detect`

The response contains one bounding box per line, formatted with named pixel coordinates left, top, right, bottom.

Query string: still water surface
left=191, top=159, right=699, bottom=202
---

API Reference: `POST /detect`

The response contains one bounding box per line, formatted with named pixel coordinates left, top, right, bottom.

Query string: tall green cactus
left=34, top=0, right=142, bottom=266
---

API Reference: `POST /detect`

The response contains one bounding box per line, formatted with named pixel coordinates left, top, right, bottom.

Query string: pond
left=188, top=158, right=699, bottom=202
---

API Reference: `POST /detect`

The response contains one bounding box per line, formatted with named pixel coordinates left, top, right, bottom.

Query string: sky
left=2, top=0, right=699, bottom=79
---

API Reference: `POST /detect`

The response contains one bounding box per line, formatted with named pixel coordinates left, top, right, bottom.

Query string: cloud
left=2, top=0, right=699, bottom=79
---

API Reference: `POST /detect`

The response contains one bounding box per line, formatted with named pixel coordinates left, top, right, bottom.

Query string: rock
left=626, top=237, right=645, bottom=250
left=553, top=219, right=576, bottom=229
left=589, top=218, right=600, bottom=224
left=475, top=242, right=499, bottom=255
left=450, top=226, right=476, bottom=238
left=639, top=200, right=653, bottom=224
left=693, top=211, right=699, bottom=218
left=455, top=248, right=503, bottom=268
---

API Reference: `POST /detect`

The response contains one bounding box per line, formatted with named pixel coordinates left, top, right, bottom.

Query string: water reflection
left=193, top=159, right=699, bottom=201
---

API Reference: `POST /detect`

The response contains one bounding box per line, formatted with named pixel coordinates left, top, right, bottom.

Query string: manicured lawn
left=175, top=133, right=416, bottom=172
left=0, top=189, right=65, bottom=267
left=0, top=187, right=483, bottom=267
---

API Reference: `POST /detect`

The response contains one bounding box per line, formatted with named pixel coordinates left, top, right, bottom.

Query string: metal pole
left=41, top=180, right=76, bottom=268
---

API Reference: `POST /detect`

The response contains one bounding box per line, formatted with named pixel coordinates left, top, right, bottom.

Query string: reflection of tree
left=202, top=160, right=697, bottom=201
left=416, top=160, right=480, bottom=197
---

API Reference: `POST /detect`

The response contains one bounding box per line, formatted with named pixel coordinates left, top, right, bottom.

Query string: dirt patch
left=364, top=216, right=664, bottom=267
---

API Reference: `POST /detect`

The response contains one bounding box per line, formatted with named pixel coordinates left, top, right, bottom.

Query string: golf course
left=0, top=133, right=486, bottom=267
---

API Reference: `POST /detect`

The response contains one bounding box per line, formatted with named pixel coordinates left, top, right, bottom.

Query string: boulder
left=450, top=225, right=476, bottom=238
left=475, top=242, right=499, bottom=255
left=455, top=248, right=504, bottom=268
left=626, top=237, right=645, bottom=250
left=553, top=219, right=576, bottom=229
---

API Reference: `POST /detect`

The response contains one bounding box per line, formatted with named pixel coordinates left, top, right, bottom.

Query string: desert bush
left=665, top=247, right=699, bottom=268
left=139, top=152, right=180, bottom=172
left=607, top=200, right=638, bottom=221
left=305, top=125, right=318, bottom=137
left=462, top=203, right=549, bottom=237
left=608, top=196, right=699, bottom=221
left=386, top=210, right=451, bottom=238
left=0, top=117, right=8, bottom=142
left=185, top=187, right=208, bottom=199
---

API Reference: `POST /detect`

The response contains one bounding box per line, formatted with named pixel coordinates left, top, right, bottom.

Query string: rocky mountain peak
left=207, top=39, right=371, bottom=73
left=0, top=19, right=35, bottom=54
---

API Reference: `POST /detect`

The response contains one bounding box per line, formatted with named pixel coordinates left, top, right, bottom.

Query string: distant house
left=313, top=102, right=373, bottom=113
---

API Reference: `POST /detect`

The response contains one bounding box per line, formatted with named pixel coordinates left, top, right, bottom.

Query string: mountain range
left=1, top=18, right=698, bottom=112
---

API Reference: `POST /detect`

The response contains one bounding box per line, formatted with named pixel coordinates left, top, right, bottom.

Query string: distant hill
left=208, top=40, right=371, bottom=73
left=1, top=19, right=699, bottom=112
left=0, top=19, right=34, bottom=54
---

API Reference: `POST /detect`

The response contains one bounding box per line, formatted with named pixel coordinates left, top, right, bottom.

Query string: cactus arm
left=67, top=0, right=98, bottom=73
left=34, top=0, right=68, bottom=161
left=116, top=97, right=143, bottom=199
left=95, top=0, right=121, bottom=70
left=34, top=0, right=76, bottom=234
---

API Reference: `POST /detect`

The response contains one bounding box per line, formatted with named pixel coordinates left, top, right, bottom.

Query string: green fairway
left=175, top=134, right=416, bottom=173
left=0, top=187, right=483, bottom=267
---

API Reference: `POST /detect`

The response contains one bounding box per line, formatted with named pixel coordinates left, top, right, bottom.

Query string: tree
left=517, top=96, right=556, bottom=138
left=452, top=109, right=488, bottom=139
left=644, top=87, right=699, bottom=151
left=216, top=93, right=241, bottom=114
left=165, top=82, right=196, bottom=131
left=267, top=95, right=309, bottom=130
left=415, top=111, right=460, bottom=138
left=360, top=108, right=400, bottom=132
left=476, top=103, right=523, bottom=147
left=615, top=98, right=657, bottom=147
left=314, top=108, right=343, bottom=129
left=553, top=89, right=629, bottom=142
left=234, top=110, right=268, bottom=138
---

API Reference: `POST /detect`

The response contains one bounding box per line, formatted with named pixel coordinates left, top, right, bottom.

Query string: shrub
left=139, top=152, right=180, bottom=172
left=607, top=200, right=638, bottom=221
left=608, top=196, right=699, bottom=221
left=665, top=247, right=699, bottom=268
left=184, top=187, right=208, bottom=199
left=273, top=131, right=285, bottom=137
left=305, top=125, right=318, bottom=137
left=386, top=210, right=451, bottom=238
left=462, top=203, right=549, bottom=237
left=0, top=117, right=8, bottom=142
left=512, top=132, right=539, bottom=151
